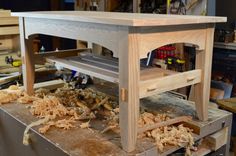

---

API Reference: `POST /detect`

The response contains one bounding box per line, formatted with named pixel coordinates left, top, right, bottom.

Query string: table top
left=12, top=11, right=227, bottom=27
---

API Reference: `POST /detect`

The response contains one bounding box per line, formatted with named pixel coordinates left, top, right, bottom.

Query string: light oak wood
left=0, top=10, right=20, bottom=53
left=0, top=26, right=19, bottom=36
left=46, top=57, right=119, bottom=83
left=0, top=10, right=11, bottom=17
left=22, top=17, right=127, bottom=58
left=138, top=24, right=207, bottom=58
left=0, top=17, right=19, bottom=26
left=205, top=127, right=228, bottom=151
left=193, top=24, right=215, bottom=121
left=0, top=36, right=13, bottom=51
left=19, top=17, right=35, bottom=95
left=140, top=69, right=201, bottom=98
left=138, top=116, right=192, bottom=134
left=33, top=79, right=65, bottom=90
left=12, top=11, right=227, bottom=26
left=47, top=53, right=192, bottom=97
left=34, top=48, right=90, bottom=64
left=140, top=68, right=177, bottom=81
left=119, top=27, right=140, bottom=152
left=13, top=11, right=226, bottom=152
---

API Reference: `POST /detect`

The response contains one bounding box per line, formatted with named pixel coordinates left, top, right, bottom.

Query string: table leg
left=194, top=24, right=215, bottom=121
left=19, top=17, right=35, bottom=95
left=119, top=29, right=140, bottom=152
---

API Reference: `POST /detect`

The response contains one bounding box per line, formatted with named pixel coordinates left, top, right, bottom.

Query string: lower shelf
left=46, top=52, right=202, bottom=98
left=46, top=53, right=119, bottom=83
left=139, top=69, right=202, bottom=98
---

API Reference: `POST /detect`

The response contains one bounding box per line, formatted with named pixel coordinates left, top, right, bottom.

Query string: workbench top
left=12, top=11, right=226, bottom=26
left=0, top=93, right=232, bottom=156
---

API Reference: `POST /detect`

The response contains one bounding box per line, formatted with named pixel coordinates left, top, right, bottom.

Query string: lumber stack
left=0, top=9, right=19, bottom=52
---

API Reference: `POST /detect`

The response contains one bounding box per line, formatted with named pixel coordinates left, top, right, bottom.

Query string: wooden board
left=12, top=11, right=226, bottom=27
left=140, top=69, right=201, bottom=98
left=205, top=127, right=228, bottom=151
left=0, top=10, right=11, bottom=17
left=0, top=17, right=19, bottom=26
left=0, top=26, right=19, bottom=36
left=0, top=37, right=13, bottom=51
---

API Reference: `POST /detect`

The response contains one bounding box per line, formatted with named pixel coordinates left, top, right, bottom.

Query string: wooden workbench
left=0, top=93, right=232, bottom=156
left=12, top=11, right=226, bottom=152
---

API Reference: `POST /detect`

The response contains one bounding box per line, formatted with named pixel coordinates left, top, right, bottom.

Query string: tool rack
left=12, top=11, right=226, bottom=153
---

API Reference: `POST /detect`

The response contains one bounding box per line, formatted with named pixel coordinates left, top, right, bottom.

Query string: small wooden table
left=12, top=11, right=226, bottom=152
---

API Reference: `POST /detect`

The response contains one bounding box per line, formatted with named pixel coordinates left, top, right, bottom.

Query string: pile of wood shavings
left=0, top=85, right=117, bottom=137
left=27, top=87, right=117, bottom=134
left=0, top=85, right=22, bottom=105
left=17, top=93, right=40, bottom=104
left=138, top=112, right=194, bottom=155
left=39, top=117, right=76, bottom=134
left=150, top=125, right=194, bottom=155
left=0, top=91, right=19, bottom=105
left=138, top=112, right=170, bottom=127
left=0, top=85, right=194, bottom=154
left=30, top=96, right=78, bottom=120
left=103, top=111, right=194, bottom=155
left=50, top=87, right=115, bottom=110
left=27, top=96, right=79, bottom=134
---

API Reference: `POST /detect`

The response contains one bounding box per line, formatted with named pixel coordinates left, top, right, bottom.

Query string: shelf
left=214, top=42, right=236, bottom=51
left=47, top=53, right=201, bottom=99
left=46, top=53, right=119, bottom=83
left=139, top=69, right=202, bottom=98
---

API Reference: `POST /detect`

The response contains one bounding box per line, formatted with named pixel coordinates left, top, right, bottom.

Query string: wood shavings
left=78, top=112, right=96, bottom=120
left=8, top=85, right=20, bottom=90
left=103, top=110, right=194, bottom=155
left=17, top=93, right=40, bottom=104
left=39, top=117, right=76, bottom=134
left=24, top=96, right=79, bottom=136
left=23, top=116, right=50, bottom=146
left=35, top=88, right=50, bottom=98
left=30, top=96, right=77, bottom=120
left=101, top=123, right=118, bottom=134
left=101, top=108, right=120, bottom=133
left=149, top=124, right=194, bottom=154
left=52, top=87, right=116, bottom=111
left=138, top=112, right=170, bottom=128
left=103, top=102, right=113, bottom=111
left=0, top=91, right=19, bottom=105
left=76, top=101, right=91, bottom=114
left=91, top=96, right=109, bottom=110
left=80, top=120, right=90, bottom=129
left=137, top=112, right=194, bottom=155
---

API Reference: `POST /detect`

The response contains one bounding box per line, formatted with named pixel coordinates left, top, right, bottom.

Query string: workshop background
left=0, top=0, right=235, bottom=156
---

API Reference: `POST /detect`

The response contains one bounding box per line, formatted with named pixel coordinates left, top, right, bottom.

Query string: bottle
left=39, top=46, right=45, bottom=53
